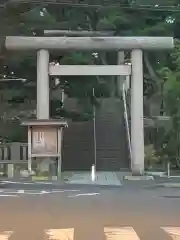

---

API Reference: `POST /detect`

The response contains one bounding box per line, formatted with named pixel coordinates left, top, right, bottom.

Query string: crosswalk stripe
left=104, top=227, right=140, bottom=240
left=0, top=226, right=179, bottom=239
left=45, top=228, right=74, bottom=240
left=161, top=227, right=180, bottom=239
left=0, top=231, right=13, bottom=240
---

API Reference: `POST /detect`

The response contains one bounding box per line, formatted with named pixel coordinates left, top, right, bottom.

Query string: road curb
left=123, top=175, right=154, bottom=181
left=162, top=183, right=180, bottom=188
left=145, top=171, right=166, bottom=177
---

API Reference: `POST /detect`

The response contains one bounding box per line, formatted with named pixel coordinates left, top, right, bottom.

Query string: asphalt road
left=0, top=181, right=180, bottom=240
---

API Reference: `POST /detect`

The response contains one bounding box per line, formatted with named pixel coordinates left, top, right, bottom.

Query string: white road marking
left=17, top=190, right=25, bottom=194
left=0, top=191, right=42, bottom=195
left=0, top=189, right=83, bottom=198
left=0, top=194, right=18, bottom=197
left=161, top=227, right=180, bottom=239
left=47, top=190, right=79, bottom=193
left=34, top=181, right=53, bottom=184
left=2, top=181, right=34, bottom=185
left=19, top=192, right=43, bottom=195
left=45, top=228, right=74, bottom=240
left=0, top=227, right=179, bottom=239
left=0, top=231, right=13, bottom=240
left=68, top=192, right=100, bottom=198
left=104, top=227, right=140, bottom=240
left=52, top=189, right=80, bottom=192
left=2, top=180, right=54, bottom=185
left=41, top=190, right=49, bottom=194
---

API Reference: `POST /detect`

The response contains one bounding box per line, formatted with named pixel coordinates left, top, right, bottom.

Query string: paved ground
left=66, top=171, right=121, bottom=185
left=0, top=179, right=180, bottom=239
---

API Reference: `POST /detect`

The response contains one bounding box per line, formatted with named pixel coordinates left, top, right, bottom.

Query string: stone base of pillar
left=7, top=164, right=14, bottom=178
left=52, top=176, right=58, bottom=181
left=131, top=163, right=144, bottom=176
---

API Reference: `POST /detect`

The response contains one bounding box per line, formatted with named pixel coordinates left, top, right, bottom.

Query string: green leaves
left=60, top=52, right=91, bottom=65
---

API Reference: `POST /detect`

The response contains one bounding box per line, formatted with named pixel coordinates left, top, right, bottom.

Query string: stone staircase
left=62, top=97, right=129, bottom=171
left=62, top=121, right=94, bottom=171
left=95, top=98, right=129, bottom=170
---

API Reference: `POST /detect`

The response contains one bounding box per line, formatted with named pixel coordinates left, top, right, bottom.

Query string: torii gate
left=5, top=36, right=174, bottom=175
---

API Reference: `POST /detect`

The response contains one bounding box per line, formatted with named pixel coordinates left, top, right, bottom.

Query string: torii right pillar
left=131, top=49, right=144, bottom=175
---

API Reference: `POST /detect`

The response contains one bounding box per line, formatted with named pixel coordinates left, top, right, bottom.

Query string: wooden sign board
left=31, top=126, right=58, bottom=156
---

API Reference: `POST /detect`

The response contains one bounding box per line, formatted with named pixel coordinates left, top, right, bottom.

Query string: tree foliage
left=0, top=0, right=180, bottom=150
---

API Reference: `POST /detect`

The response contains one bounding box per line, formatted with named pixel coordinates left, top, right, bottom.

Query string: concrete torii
left=4, top=35, right=174, bottom=175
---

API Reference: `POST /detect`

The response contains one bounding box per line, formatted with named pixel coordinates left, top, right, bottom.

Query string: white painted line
left=68, top=192, right=100, bottom=198
left=104, top=227, right=140, bottom=240
left=17, top=190, right=25, bottom=194
left=2, top=180, right=54, bottom=185
left=161, top=227, right=180, bottom=239
left=0, top=231, right=13, bottom=240
left=46, top=189, right=80, bottom=192
left=0, top=194, right=18, bottom=197
left=45, top=228, right=74, bottom=240
left=34, top=181, right=53, bottom=184
left=48, top=190, right=64, bottom=193
left=2, top=181, right=33, bottom=185
left=50, top=190, right=80, bottom=193
left=18, top=192, right=43, bottom=195
left=0, top=189, right=81, bottom=196
left=41, top=190, right=50, bottom=194
left=2, top=190, right=43, bottom=195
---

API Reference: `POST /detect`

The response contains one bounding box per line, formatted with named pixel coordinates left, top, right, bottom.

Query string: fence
left=0, top=142, right=28, bottom=178
left=0, top=142, right=28, bottom=163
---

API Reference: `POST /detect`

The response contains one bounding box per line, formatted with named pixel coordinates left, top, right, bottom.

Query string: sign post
left=22, top=120, right=68, bottom=180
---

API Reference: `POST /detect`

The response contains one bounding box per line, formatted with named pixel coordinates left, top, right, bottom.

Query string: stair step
left=62, top=97, right=129, bottom=171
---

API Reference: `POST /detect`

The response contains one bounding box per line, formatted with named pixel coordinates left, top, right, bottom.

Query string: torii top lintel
left=5, top=36, right=174, bottom=51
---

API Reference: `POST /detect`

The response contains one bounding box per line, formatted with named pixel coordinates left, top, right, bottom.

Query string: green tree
left=0, top=0, right=179, bottom=146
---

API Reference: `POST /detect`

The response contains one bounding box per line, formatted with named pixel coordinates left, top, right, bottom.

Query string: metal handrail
left=122, top=83, right=132, bottom=169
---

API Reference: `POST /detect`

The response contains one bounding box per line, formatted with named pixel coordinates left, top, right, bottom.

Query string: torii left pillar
left=37, top=49, right=49, bottom=119
left=36, top=49, right=50, bottom=173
